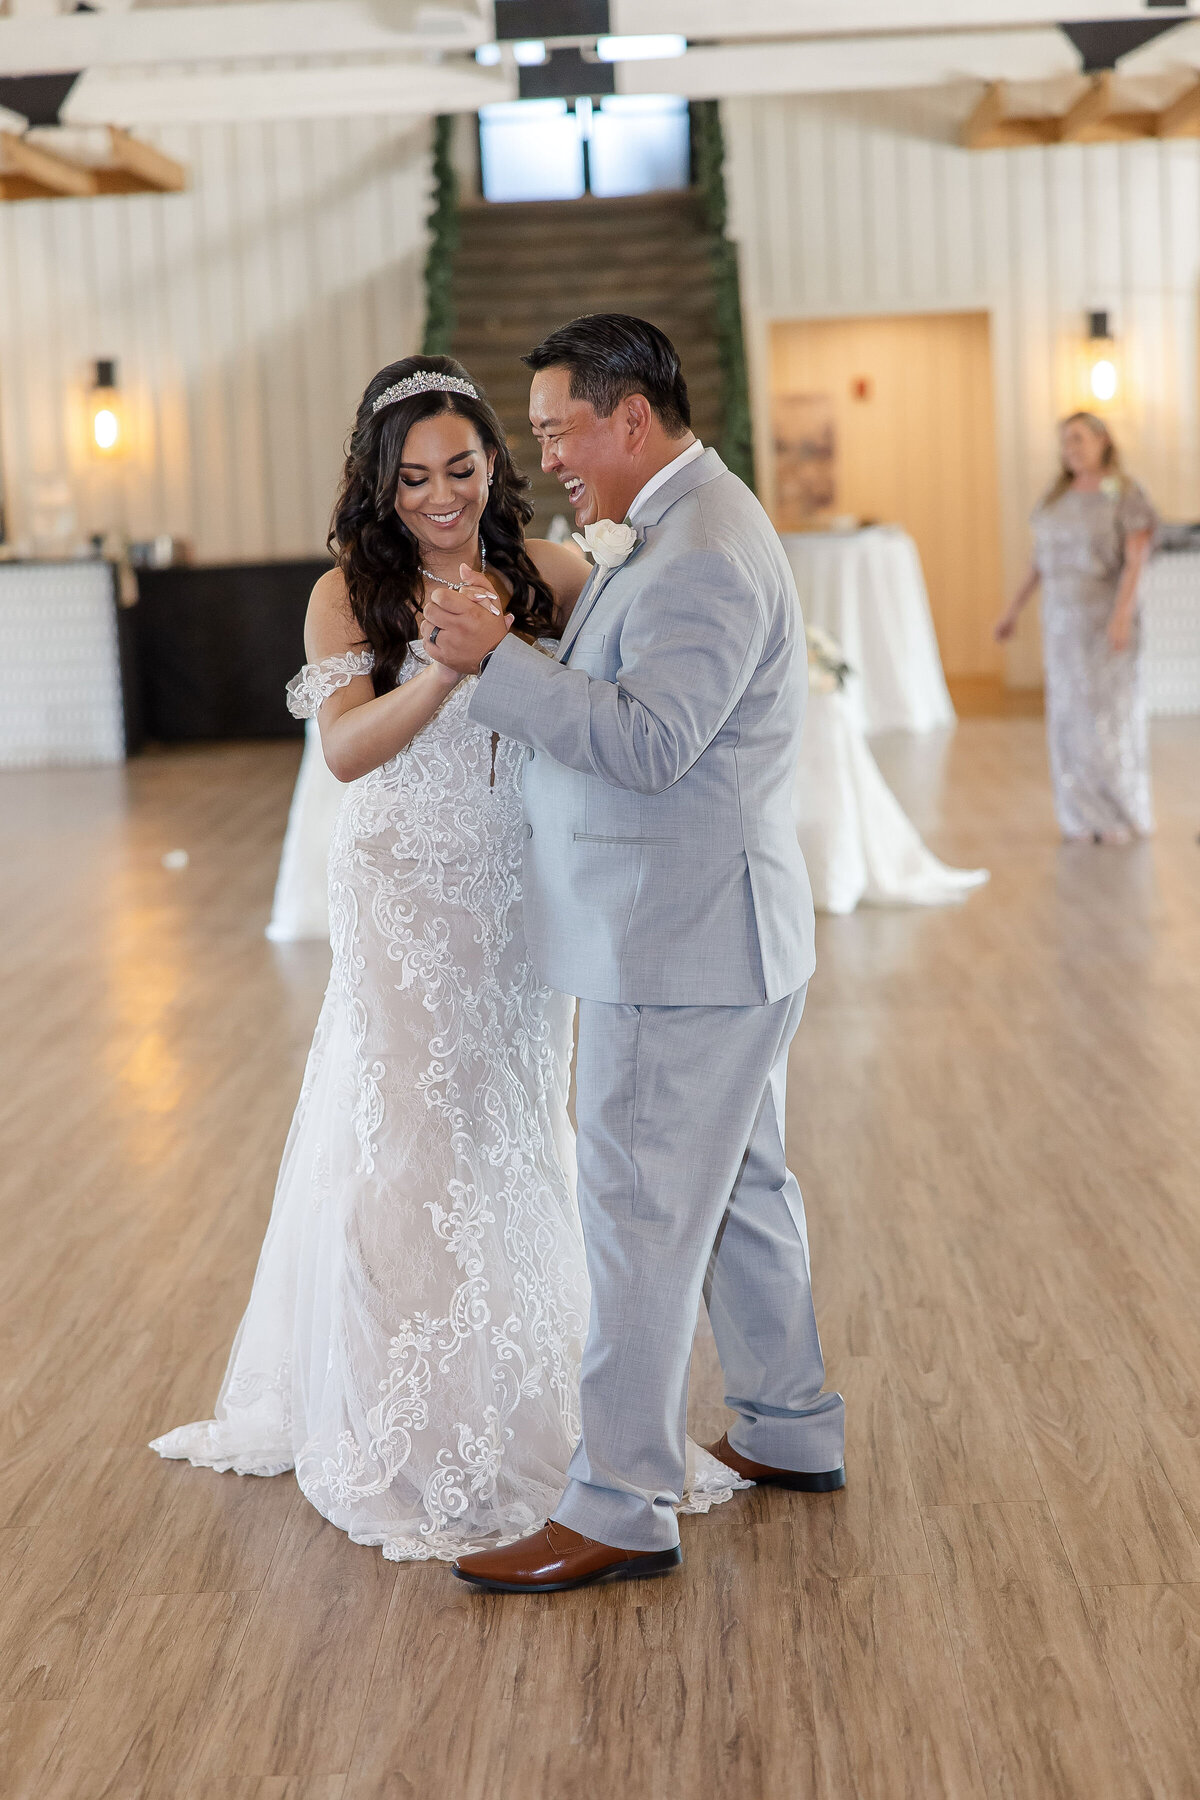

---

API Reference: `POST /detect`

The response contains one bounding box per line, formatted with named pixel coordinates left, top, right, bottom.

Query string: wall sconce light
left=1086, top=311, right=1118, bottom=405
left=90, top=359, right=123, bottom=456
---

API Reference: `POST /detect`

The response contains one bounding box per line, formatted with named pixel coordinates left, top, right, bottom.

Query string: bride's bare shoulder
left=304, top=566, right=363, bottom=662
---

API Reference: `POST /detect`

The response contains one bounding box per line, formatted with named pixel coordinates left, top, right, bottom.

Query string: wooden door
left=771, top=310, right=1003, bottom=680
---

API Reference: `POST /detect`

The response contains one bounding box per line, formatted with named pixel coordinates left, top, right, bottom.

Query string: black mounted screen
left=494, top=1, right=611, bottom=40
left=1059, top=17, right=1190, bottom=72
left=518, top=45, right=616, bottom=99
left=0, top=72, right=82, bottom=128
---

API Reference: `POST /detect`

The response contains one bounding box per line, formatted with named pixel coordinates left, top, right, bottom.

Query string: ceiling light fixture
left=595, top=34, right=687, bottom=63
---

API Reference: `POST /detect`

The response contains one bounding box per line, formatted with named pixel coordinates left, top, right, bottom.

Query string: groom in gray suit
left=421, top=315, right=845, bottom=1592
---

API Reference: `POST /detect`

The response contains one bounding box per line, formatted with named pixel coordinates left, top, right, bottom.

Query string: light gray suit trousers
left=469, top=449, right=845, bottom=1550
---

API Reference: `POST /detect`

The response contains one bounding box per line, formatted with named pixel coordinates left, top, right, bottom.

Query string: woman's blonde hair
left=1041, top=411, right=1124, bottom=506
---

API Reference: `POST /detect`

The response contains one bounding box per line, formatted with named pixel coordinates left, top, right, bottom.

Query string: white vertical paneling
left=0, top=113, right=430, bottom=562
left=725, top=89, right=1200, bottom=685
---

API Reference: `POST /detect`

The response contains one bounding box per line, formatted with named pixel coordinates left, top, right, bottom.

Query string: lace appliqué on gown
left=286, top=650, right=375, bottom=720
left=152, top=645, right=746, bottom=1560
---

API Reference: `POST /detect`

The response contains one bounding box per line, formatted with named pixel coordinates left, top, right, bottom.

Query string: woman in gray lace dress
left=996, top=413, right=1156, bottom=843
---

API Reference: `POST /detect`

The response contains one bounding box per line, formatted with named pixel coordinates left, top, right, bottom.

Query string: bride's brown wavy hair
left=329, top=354, right=558, bottom=693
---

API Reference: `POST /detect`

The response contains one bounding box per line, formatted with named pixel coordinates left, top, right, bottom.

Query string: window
left=478, top=96, right=690, bottom=203
left=478, top=100, right=585, bottom=203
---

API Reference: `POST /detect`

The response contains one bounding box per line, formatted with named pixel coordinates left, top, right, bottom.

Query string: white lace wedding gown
left=152, top=642, right=740, bottom=1560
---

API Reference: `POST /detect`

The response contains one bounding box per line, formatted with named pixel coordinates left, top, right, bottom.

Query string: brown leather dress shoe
left=453, top=1521, right=682, bottom=1593
left=706, top=1432, right=846, bottom=1493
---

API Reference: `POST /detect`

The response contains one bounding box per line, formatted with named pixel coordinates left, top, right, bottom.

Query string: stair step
left=455, top=224, right=716, bottom=257
left=454, top=301, right=718, bottom=335
left=475, top=361, right=723, bottom=395
left=460, top=192, right=707, bottom=226
left=456, top=314, right=721, bottom=348
left=450, top=190, right=728, bottom=534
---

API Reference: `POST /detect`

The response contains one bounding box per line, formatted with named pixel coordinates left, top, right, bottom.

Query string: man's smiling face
left=529, top=366, right=640, bottom=529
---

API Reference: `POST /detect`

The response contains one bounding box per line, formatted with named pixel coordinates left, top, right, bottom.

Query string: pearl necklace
left=419, top=540, right=486, bottom=590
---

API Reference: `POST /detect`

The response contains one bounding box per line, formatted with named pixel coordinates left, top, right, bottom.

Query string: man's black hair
left=523, top=313, right=692, bottom=437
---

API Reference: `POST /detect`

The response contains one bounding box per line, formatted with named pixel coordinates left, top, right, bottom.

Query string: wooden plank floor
left=1, top=717, right=1198, bottom=1800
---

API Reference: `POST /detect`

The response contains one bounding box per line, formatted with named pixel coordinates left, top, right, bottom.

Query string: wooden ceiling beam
left=0, top=125, right=187, bottom=201
left=962, top=81, right=1060, bottom=148
left=0, top=170, right=55, bottom=199
left=1059, top=70, right=1157, bottom=140
left=101, top=126, right=186, bottom=193
left=1156, top=75, right=1200, bottom=135
left=0, top=127, right=95, bottom=194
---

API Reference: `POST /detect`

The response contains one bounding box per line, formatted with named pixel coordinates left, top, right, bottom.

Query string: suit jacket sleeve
left=467, top=548, right=767, bottom=794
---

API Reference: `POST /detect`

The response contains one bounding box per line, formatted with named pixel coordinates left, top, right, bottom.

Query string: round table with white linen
left=782, top=528, right=955, bottom=736
left=793, top=683, right=988, bottom=916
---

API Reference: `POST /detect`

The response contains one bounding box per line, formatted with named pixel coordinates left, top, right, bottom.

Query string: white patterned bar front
left=0, top=561, right=125, bottom=769
left=1143, top=553, right=1200, bottom=720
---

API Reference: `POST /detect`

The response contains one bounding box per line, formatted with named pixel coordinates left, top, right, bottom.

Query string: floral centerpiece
left=806, top=624, right=853, bottom=693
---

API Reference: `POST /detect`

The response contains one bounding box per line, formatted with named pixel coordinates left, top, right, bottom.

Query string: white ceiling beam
left=60, top=57, right=515, bottom=127
left=613, top=1, right=1194, bottom=40
left=0, top=0, right=487, bottom=76
left=617, top=29, right=1081, bottom=102
left=1117, top=17, right=1200, bottom=70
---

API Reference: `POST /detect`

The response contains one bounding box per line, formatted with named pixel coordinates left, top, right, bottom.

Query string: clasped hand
left=420, top=565, right=514, bottom=675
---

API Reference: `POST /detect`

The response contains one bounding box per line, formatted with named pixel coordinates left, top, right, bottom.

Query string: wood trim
left=0, top=129, right=96, bottom=196
left=104, top=126, right=187, bottom=194
left=946, top=674, right=1044, bottom=717
left=963, top=82, right=1059, bottom=150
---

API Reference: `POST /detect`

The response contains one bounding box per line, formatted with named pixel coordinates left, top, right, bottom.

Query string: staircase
left=450, top=191, right=724, bottom=531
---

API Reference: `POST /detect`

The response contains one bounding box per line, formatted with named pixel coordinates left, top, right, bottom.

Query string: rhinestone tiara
left=372, top=371, right=478, bottom=414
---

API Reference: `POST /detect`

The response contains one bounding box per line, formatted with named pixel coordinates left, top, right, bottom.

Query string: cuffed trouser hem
left=552, top=1480, right=682, bottom=1554
left=727, top=1390, right=847, bottom=1473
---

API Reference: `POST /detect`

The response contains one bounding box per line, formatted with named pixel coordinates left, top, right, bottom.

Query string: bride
left=152, top=356, right=741, bottom=1560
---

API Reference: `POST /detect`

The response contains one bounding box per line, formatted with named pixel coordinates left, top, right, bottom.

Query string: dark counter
left=134, top=559, right=332, bottom=741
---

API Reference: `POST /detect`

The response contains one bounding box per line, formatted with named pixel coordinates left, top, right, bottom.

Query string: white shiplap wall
left=723, top=87, right=1200, bottom=685
left=0, top=114, right=431, bottom=561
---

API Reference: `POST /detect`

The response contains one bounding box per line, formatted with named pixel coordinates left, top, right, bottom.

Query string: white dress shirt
left=627, top=439, right=705, bottom=523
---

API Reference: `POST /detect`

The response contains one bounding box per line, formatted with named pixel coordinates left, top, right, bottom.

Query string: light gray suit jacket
left=468, top=448, right=815, bottom=1006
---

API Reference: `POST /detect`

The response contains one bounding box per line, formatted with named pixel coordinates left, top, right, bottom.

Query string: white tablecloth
left=1143, top=550, right=1200, bottom=718
left=0, top=561, right=126, bottom=769
left=782, top=528, right=955, bottom=736
left=268, top=686, right=987, bottom=941
left=794, top=685, right=988, bottom=915
left=266, top=719, right=342, bottom=943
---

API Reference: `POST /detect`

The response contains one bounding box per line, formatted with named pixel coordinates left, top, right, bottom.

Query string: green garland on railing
left=690, top=100, right=756, bottom=491
left=422, top=115, right=460, bottom=357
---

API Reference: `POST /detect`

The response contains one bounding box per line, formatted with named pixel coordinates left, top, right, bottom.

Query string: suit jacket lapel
left=556, top=453, right=728, bottom=663
left=558, top=560, right=619, bottom=661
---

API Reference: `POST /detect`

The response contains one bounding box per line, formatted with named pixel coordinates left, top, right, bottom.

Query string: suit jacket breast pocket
left=567, top=630, right=608, bottom=675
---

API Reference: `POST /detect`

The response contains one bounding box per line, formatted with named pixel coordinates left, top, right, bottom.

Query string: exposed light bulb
left=1089, top=358, right=1118, bottom=403
left=93, top=407, right=119, bottom=451
left=512, top=39, right=546, bottom=66
left=474, top=42, right=502, bottom=66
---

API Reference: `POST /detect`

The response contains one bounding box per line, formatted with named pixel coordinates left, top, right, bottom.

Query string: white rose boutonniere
left=1100, top=476, right=1122, bottom=499
left=573, top=519, right=640, bottom=569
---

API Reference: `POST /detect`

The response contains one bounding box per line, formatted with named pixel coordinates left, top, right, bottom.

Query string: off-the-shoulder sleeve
left=285, top=650, right=374, bottom=719
left=1117, top=480, right=1158, bottom=539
